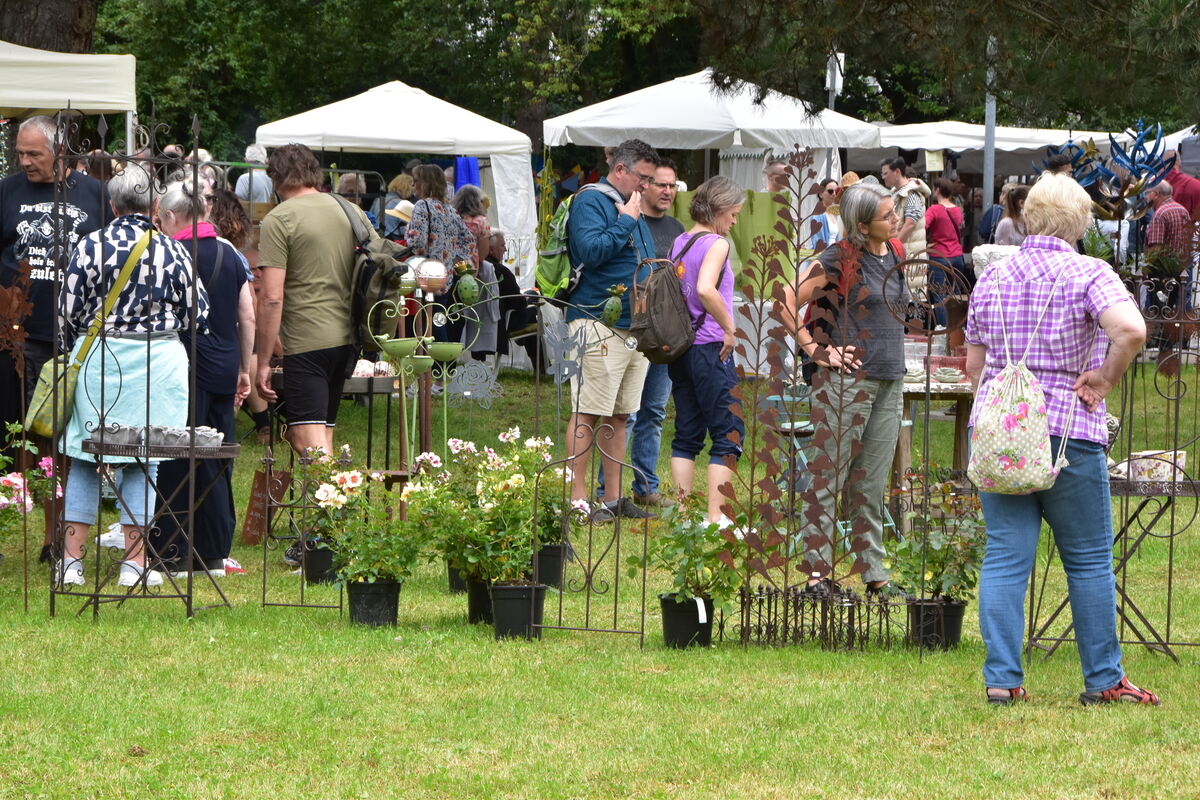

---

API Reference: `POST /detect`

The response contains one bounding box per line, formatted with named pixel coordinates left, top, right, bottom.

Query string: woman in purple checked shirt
left=965, top=172, right=1158, bottom=707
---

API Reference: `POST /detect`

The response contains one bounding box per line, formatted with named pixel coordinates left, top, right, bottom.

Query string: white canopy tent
left=845, top=120, right=1125, bottom=175
left=544, top=68, right=882, bottom=153
left=255, top=81, right=537, bottom=280
left=0, top=39, right=136, bottom=116
left=1144, top=124, right=1197, bottom=152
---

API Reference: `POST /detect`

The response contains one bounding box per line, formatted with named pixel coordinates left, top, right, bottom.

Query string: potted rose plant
left=301, top=450, right=425, bottom=626
left=889, top=476, right=985, bottom=650
left=0, top=426, right=63, bottom=560
left=628, top=494, right=743, bottom=648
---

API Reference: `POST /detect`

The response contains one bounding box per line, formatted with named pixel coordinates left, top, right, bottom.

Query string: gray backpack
left=629, top=233, right=720, bottom=364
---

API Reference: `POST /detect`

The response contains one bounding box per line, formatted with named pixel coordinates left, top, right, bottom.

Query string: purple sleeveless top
left=671, top=232, right=733, bottom=346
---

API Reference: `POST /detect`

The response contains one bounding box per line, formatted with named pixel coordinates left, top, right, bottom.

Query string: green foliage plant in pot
left=628, top=494, right=744, bottom=649
left=888, top=475, right=985, bottom=650
left=530, top=443, right=589, bottom=590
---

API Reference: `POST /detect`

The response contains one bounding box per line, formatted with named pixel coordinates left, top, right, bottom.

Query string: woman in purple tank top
left=667, top=176, right=744, bottom=523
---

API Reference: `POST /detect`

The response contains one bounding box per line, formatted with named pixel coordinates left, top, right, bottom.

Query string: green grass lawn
left=1, top=369, right=1196, bottom=799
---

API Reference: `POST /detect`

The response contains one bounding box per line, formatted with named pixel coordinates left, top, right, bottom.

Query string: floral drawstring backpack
left=967, top=267, right=1093, bottom=494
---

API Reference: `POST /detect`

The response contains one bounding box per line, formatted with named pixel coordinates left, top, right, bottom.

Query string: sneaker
left=97, top=522, right=124, bottom=549
left=866, top=581, right=911, bottom=600
left=118, top=560, right=163, bottom=588
left=223, top=558, right=246, bottom=576
left=57, top=558, right=85, bottom=587
left=801, top=578, right=844, bottom=599
left=611, top=497, right=655, bottom=519
left=589, top=504, right=616, bottom=525
left=282, top=540, right=303, bottom=567
left=1079, top=676, right=1161, bottom=706
left=634, top=492, right=674, bottom=509
left=987, top=687, right=1029, bottom=706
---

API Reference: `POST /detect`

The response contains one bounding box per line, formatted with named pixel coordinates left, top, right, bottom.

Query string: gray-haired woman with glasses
left=779, top=182, right=908, bottom=598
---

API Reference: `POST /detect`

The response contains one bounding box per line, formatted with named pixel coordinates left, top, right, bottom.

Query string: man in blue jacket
left=564, top=139, right=658, bottom=521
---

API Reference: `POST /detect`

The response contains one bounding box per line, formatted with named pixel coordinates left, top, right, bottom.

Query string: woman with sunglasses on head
left=779, top=182, right=909, bottom=598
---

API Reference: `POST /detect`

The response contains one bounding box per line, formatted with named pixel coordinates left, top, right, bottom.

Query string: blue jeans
left=928, top=256, right=965, bottom=328
left=667, top=342, right=743, bottom=464
left=596, top=361, right=672, bottom=497
left=978, top=437, right=1123, bottom=692
left=64, top=458, right=159, bottom=528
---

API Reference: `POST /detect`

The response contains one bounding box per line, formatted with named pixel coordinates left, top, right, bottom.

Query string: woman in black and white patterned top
left=54, top=163, right=209, bottom=591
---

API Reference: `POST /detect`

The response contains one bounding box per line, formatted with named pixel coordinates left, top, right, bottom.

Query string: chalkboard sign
left=241, top=468, right=291, bottom=546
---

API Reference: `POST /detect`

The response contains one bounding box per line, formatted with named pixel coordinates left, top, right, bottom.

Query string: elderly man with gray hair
left=234, top=143, right=274, bottom=203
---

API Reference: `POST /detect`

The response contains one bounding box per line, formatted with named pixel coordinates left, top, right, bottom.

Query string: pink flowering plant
left=297, top=445, right=422, bottom=584
left=0, top=424, right=63, bottom=538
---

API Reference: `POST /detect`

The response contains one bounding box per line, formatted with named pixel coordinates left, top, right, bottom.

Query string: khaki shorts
left=567, top=318, right=649, bottom=417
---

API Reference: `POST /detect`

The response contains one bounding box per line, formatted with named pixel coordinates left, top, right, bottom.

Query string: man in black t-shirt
left=597, top=158, right=687, bottom=507
left=0, top=115, right=105, bottom=560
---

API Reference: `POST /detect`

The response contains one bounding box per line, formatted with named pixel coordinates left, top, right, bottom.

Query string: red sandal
left=986, top=687, right=1028, bottom=706
left=1079, top=676, right=1160, bottom=706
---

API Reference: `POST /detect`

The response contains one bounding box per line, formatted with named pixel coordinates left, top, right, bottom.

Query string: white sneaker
left=57, top=558, right=85, bottom=586
left=97, top=522, right=124, bottom=549
left=118, top=560, right=163, bottom=588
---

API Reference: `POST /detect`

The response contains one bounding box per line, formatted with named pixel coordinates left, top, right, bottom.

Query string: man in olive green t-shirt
left=254, top=143, right=366, bottom=453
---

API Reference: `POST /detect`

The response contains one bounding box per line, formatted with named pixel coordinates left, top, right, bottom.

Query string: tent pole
left=982, top=37, right=997, bottom=212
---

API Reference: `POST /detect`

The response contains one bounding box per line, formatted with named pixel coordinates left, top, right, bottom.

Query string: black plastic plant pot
left=534, top=543, right=567, bottom=589
left=447, top=560, right=469, bottom=594
left=466, top=578, right=493, bottom=624
left=346, top=580, right=401, bottom=627
left=660, top=593, right=714, bottom=649
left=491, top=583, right=547, bottom=640
left=303, top=546, right=336, bottom=585
left=906, top=599, right=966, bottom=650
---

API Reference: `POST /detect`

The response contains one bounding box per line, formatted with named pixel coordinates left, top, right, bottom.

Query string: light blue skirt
left=63, top=334, right=190, bottom=463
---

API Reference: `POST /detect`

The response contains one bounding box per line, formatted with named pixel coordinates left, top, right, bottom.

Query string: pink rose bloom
left=1003, top=414, right=1020, bottom=431
left=1015, top=402, right=1029, bottom=419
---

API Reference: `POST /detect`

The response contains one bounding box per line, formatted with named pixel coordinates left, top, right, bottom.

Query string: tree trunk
left=515, top=99, right=547, bottom=152
left=0, top=0, right=98, bottom=53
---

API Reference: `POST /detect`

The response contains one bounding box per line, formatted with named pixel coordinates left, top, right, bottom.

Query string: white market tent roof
left=846, top=120, right=1125, bottom=174
left=255, top=81, right=537, bottom=287
left=0, top=39, right=136, bottom=116
left=255, top=81, right=531, bottom=156
left=543, top=69, right=882, bottom=150
left=1144, top=124, right=1198, bottom=152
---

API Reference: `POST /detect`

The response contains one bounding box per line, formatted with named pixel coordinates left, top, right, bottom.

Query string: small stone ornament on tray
left=145, top=425, right=225, bottom=448
left=931, top=367, right=967, bottom=384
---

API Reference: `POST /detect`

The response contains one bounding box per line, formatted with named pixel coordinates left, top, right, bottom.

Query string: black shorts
left=280, top=344, right=357, bottom=427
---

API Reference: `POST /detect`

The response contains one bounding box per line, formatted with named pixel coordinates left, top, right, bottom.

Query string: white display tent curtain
left=543, top=69, right=881, bottom=151
left=255, top=81, right=537, bottom=280
left=717, top=146, right=837, bottom=218
left=846, top=120, right=1126, bottom=176
left=0, top=39, right=136, bottom=116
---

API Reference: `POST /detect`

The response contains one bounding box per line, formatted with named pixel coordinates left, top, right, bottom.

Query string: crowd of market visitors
left=2, top=112, right=1196, bottom=708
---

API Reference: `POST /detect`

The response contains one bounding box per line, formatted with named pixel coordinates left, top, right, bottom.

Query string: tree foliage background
left=2, top=0, right=1195, bottom=163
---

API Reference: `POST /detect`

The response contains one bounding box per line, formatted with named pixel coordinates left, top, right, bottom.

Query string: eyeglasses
left=872, top=210, right=899, bottom=222
left=822, top=188, right=837, bottom=195
left=632, top=170, right=655, bottom=185
left=648, top=180, right=676, bottom=190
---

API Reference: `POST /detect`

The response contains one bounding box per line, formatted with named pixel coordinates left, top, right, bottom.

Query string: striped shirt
left=59, top=214, right=209, bottom=350
left=965, top=235, right=1135, bottom=444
